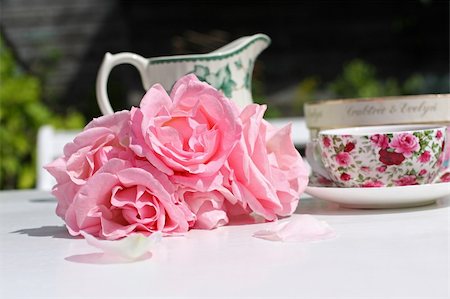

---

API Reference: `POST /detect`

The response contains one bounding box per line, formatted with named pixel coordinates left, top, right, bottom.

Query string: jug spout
left=201, top=33, right=271, bottom=107
left=210, top=33, right=271, bottom=59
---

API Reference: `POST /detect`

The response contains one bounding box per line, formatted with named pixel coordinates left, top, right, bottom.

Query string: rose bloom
left=171, top=173, right=241, bottom=230
left=64, top=159, right=195, bottom=240
left=322, top=136, right=332, bottom=148
left=376, top=165, right=387, bottom=173
left=361, top=180, right=384, bottom=188
left=344, top=142, right=355, bottom=152
left=440, top=172, right=450, bottom=182
left=336, top=152, right=352, bottom=166
left=340, top=173, right=351, bottom=181
left=178, top=190, right=229, bottom=230
left=361, top=166, right=370, bottom=173
left=130, top=74, right=242, bottom=176
left=394, top=175, right=418, bottom=186
left=418, top=169, right=427, bottom=176
left=378, top=149, right=405, bottom=165
left=389, top=133, right=420, bottom=157
left=45, top=111, right=132, bottom=218
left=436, top=130, right=443, bottom=139
left=224, top=104, right=309, bottom=221
left=370, top=134, right=389, bottom=149
left=418, top=151, right=431, bottom=163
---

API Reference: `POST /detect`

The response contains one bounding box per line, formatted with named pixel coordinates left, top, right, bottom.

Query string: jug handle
left=96, top=52, right=148, bottom=115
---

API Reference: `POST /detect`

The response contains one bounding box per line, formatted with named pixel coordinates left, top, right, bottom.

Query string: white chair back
left=267, top=117, right=310, bottom=147
left=36, top=125, right=80, bottom=190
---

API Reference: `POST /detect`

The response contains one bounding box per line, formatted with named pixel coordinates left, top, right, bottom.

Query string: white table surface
left=0, top=189, right=449, bottom=299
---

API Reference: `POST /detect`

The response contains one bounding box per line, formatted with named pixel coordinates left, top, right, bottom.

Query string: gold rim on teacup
left=304, top=94, right=450, bottom=130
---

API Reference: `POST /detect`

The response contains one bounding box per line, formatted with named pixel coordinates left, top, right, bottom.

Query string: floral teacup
left=306, top=125, right=447, bottom=188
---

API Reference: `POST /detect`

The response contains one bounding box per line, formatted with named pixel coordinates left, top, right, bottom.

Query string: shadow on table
left=12, top=226, right=152, bottom=265
left=29, top=197, right=56, bottom=203
left=65, top=252, right=152, bottom=265
left=297, top=197, right=450, bottom=216
left=11, top=225, right=77, bottom=239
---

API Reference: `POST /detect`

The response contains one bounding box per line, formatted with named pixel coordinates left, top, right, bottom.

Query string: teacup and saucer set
left=304, top=124, right=450, bottom=208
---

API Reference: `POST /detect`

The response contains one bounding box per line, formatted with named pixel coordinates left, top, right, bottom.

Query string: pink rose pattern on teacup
left=319, top=128, right=446, bottom=188
left=46, top=74, right=309, bottom=240
left=309, top=168, right=450, bottom=188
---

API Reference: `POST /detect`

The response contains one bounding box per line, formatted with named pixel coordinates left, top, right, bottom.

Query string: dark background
left=1, top=0, right=449, bottom=118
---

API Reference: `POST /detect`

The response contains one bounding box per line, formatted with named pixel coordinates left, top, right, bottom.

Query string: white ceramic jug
left=96, top=33, right=271, bottom=115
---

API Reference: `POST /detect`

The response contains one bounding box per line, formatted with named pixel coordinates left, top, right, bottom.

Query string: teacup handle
left=96, top=52, right=148, bottom=115
left=305, top=141, right=332, bottom=180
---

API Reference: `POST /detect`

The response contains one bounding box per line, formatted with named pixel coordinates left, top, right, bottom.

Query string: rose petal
left=253, top=215, right=337, bottom=242
left=80, top=231, right=162, bottom=260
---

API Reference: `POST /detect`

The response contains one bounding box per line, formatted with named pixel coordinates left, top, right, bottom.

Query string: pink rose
left=418, top=169, right=427, bottom=176
left=389, top=133, right=420, bottom=157
left=130, top=74, right=242, bottom=176
left=376, top=165, right=387, bottom=173
left=361, top=180, right=384, bottom=188
left=172, top=173, right=239, bottom=230
left=361, top=166, right=370, bottom=173
left=322, top=136, right=331, bottom=148
left=45, top=111, right=132, bottom=218
left=370, top=134, right=389, bottom=149
left=394, top=175, right=418, bottom=186
left=418, top=151, right=431, bottom=163
left=378, top=149, right=405, bottom=165
left=64, top=159, right=195, bottom=240
left=340, top=173, right=351, bottom=181
left=436, top=130, right=443, bottom=139
left=440, top=172, right=450, bottom=182
left=179, top=191, right=229, bottom=230
left=225, top=104, right=309, bottom=221
left=336, top=152, right=352, bottom=166
left=344, top=142, right=355, bottom=152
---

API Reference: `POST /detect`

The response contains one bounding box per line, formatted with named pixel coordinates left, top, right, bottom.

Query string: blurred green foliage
left=328, top=59, right=402, bottom=98
left=291, top=59, right=449, bottom=116
left=252, top=77, right=282, bottom=119
left=0, top=36, right=85, bottom=190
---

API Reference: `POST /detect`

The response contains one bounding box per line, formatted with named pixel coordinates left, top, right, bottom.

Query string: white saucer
left=304, top=176, right=450, bottom=209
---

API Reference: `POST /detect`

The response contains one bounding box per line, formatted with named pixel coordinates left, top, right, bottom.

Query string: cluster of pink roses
left=46, top=75, right=309, bottom=240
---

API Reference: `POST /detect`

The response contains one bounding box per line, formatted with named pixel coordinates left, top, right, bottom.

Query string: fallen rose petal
left=80, top=231, right=162, bottom=260
left=252, top=214, right=337, bottom=242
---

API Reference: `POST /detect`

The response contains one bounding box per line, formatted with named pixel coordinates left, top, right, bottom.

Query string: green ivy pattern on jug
left=244, top=59, right=254, bottom=91
left=234, top=59, right=243, bottom=70
left=192, top=65, right=236, bottom=98
left=190, top=58, right=254, bottom=99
